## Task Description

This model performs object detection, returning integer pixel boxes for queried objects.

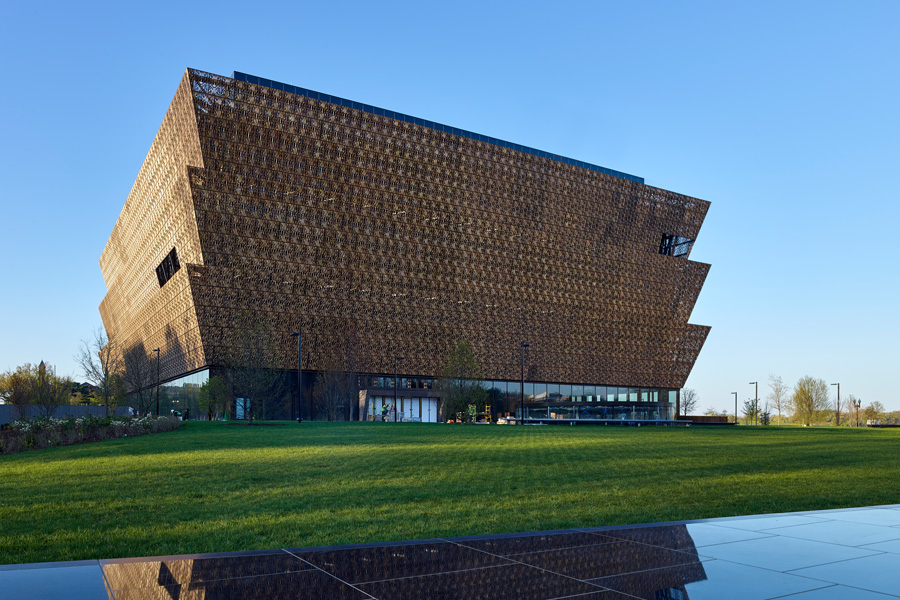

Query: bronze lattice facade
[100,69,710,420]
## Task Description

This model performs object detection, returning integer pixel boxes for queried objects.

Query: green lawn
[2,422,898,564]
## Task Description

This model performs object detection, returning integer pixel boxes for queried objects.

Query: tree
[121,343,156,416]
[767,374,789,426]
[680,388,698,416]
[312,364,353,422]
[741,399,759,425]
[70,381,97,405]
[75,328,123,417]
[311,322,366,421]
[440,339,487,422]
[224,312,285,423]
[198,375,229,420]
[110,372,129,411]
[863,401,886,425]
[31,361,72,418]
[846,394,860,426]
[0,365,35,418]
[791,376,830,426]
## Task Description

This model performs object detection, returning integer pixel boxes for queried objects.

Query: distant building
[100,69,710,422]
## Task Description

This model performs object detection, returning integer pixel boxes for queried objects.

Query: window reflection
[165,369,682,424]
[156,369,209,419]
[546,383,560,400]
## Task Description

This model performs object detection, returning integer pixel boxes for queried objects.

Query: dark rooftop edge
[232,71,644,184]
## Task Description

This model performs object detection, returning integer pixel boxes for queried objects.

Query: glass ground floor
[365,395,441,423]
[363,396,675,424]
[141,368,680,424]
[521,402,675,423]
[359,378,679,424]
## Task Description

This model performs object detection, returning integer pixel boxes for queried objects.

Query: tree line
[1,328,135,420]
[0,362,74,419]
[682,374,892,426]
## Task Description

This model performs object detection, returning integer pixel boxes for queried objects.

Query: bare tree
[767,374,789,426]
[121,343,156,416]
[224,312,285,423]
[75,328,123,417]
[341,324,367,422]
[312,322,367,421]
[680,388,699,416]
[0,364,35,419]
[312,362,349,421]
[31,361,72,418]
[791,376,830,426]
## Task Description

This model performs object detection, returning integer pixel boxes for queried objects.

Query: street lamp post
[856,398,862,427]
[153,348,160,417]
[393,356,404,423]
[290,331,302,422]
[749,381,758,425]
[520,342,530,425]
[732,392,738,425]
[831,383,840,426]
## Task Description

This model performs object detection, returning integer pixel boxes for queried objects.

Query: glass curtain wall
[151,370,678,423]
[157,369,209,419]
[496,381,677,422]
[365,396,439,422]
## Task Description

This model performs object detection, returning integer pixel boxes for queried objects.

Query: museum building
[99,69,710,423]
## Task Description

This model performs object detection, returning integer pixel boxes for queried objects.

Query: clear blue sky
[1,1,897,413]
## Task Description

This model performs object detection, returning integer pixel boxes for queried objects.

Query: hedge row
[0,415,183,454]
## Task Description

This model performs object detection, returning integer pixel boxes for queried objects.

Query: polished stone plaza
[3,505,900,599]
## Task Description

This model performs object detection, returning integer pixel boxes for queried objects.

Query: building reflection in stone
[100,525,712,599]
[101,552,363,600]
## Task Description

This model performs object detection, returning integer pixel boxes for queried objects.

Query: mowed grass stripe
[1,422,898,564]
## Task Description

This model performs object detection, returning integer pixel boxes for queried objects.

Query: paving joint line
[281,548,377,599]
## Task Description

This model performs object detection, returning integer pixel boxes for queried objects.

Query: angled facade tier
[100,68,710,423]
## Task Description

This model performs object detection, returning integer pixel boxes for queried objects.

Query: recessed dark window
[156,247,181,287]
[659,234,694,257]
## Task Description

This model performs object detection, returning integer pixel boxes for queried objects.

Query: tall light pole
[393,356,404,423]
[749,381,758,425]
[520,342,530,425]
[831,382,840,426]
[856,398,862,427]
[290,331,302,422]
[732,392,738,425]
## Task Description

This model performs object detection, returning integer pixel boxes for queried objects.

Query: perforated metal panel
[100,69,710,389]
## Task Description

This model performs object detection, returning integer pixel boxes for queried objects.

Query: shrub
[0,415,183,455]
